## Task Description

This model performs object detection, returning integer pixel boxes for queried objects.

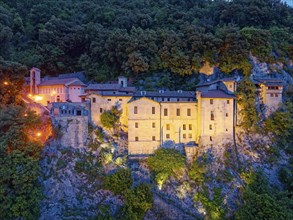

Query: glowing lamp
[3,81,8,85]
[34,96,43,101]
[36,132,41,137]
[28,94,32,97]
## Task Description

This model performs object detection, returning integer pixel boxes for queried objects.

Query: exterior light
[36,132,41,137]
[3,81,8,85]
[28,94,32,97]
[24,113,28,117]
[52,91,56,94]
[34,96,43,101]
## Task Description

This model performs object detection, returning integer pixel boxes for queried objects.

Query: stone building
[127,91,197,155]
[25,67,87,105]
[254,79,283,116]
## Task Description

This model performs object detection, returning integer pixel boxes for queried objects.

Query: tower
[118,76,127,87]
[30,67,41,94]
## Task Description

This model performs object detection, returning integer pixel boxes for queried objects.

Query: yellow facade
[88,93,132,131]
[260,84,283,116]
[127,98,198,155]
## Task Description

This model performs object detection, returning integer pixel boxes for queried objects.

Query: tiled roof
[133,90,195,98]
[200,90,235,99]
[254,79,283,86]
[38,78,85,86]
[196,77,237,87]
[85,83,136,92]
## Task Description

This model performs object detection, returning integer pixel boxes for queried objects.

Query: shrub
[103,168,132,195]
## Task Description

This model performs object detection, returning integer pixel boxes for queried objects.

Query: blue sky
[283,0,293,6]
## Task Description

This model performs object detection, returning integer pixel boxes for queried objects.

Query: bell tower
[30,67,41,94]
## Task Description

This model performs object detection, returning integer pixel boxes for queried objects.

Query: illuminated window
[166,124,170,130]
[134,106,138,114]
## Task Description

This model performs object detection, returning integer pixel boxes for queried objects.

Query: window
[183,124,186,130]
[183,134,186,139]
[166,124,170,130]
[108,99,111,101]
[226,129,228,132]
[210,136,213,141]
[176,108,180,116]
[164,108,168,116]
[270,94,274,97]
[152,122,156,128]
[92,98,96,103]
[152,107,155,114]
[226,113,228,117]
[211,111,214,120]
[166,134,170,139]
[275,94,279,97]
[209,124,212,130]
[229,85,232,88]
[189,124,192,130]
[210,99,213,104]
[134,106,138,114]
[188,134,192,138]
[177,98,180,101]
[227,100,230,104]
[167,98,170,101]
[100,108,103,113]
[135,137,139,141]
[135,122,138,128]
[119,99,122,101]
[187,108,191,116]
[152,136,156,141]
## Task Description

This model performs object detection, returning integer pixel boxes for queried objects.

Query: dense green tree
[103,168,132,195]
[147,148,185,188]
[100,106,122,130]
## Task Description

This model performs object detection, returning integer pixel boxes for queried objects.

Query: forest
[0,0,292,81]
[1,0,293,219]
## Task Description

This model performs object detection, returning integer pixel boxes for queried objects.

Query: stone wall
[52,116,88,148]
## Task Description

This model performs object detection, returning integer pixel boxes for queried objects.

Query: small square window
[166,134,170,139]
[275,94,278,97]
[166,124,170,130]
[227,100,230,104]
[92,98,96,103]
[134,106,138,114]
[210,99,213,104]
[209,124,212,130]
[183,134,186,139]
[270,94,274,97]
[226,129,228,132]
[176,108,180,116]
[183,124,186,130]
[135,137,139,141]
[108,99,111,101]
[167,98,170,101]
[119,99,122,101]
[164,108,168,116]
[188,133,192,138]
[189,124,192,130]
[135,122,138,128]
[152,136,156,141]
[152,122,156,128]
[187,108,191,116]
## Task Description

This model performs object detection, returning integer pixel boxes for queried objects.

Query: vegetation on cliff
[0,0,292,80]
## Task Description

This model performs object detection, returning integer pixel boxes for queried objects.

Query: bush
[103,168,132,195]
[100,106,121,129]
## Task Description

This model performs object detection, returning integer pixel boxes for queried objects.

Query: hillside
[0,1,293,219]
